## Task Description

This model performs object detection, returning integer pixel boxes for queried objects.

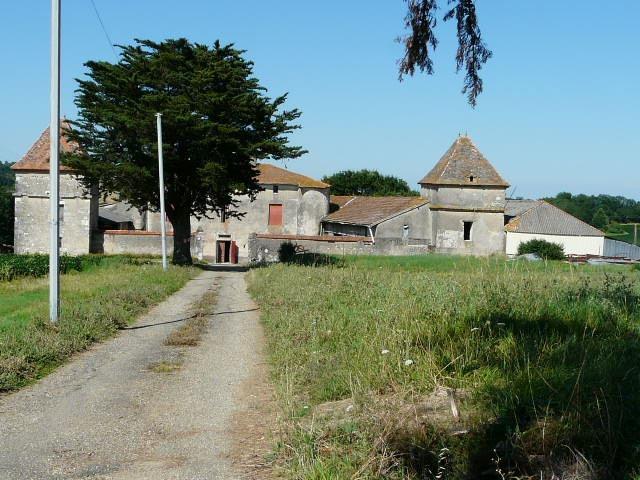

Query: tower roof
[12,120,78,172]
[419,135,509,188]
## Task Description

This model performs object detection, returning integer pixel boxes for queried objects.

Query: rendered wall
[13,173,95,255]
[374,205,431,243]
[421,185,506,210]
[432,210,505,256]
[248,234,432,263]
[505,232,605,256]
[192,185,330,258]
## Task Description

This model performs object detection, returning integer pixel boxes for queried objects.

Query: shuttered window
[268,204,283,226]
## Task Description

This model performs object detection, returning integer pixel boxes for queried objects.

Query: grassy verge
[248,255,640,479]
[0,256,195,391]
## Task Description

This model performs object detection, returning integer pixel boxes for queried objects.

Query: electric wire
[88,0,118,59]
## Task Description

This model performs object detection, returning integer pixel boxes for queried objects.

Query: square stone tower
[419,136,509,255]
[12,122,98,255]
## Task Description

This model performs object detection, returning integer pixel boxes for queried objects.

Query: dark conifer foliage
[399,0,492,106]
[0,162,15,250]
[322,169,419,197]
[66,39,305,265]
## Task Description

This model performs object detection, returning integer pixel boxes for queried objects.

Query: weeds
[164,289,217,346]
[248,255,640,479]
[0,257,194,391]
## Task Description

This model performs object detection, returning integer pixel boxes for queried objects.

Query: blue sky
[1,1,638,199]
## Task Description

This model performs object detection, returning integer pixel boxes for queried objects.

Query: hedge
[0,254,104,282]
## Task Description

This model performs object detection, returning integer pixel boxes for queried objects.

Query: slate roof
[323,196,428,227]
[505,201,604,236]
[98,207,134,224]
[419,136,509,188]
[504,199,540,218]
[12,121,78,172]
[257,163,329,189]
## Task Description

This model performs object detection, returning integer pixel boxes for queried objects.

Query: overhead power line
[88,0,118,59]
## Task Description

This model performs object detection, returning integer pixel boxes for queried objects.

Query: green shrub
[0,254,109,281]
[278,241,298,263]
[517,239,565,260]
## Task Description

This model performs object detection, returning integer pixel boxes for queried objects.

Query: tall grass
[0,257,195,391]
[249,255,640,479]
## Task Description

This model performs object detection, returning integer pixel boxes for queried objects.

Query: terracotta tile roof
[12,121,78,172]
[330,195,356,207]
[323,196,428,227]
[419,136,509,187]
[505,201,604,236]
[257,163,329,189]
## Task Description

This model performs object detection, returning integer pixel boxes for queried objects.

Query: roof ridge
[539,200,605,235]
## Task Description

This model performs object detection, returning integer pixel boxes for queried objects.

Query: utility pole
[49,0,61,322]
[634,223,638,246]
[156,113,168,271]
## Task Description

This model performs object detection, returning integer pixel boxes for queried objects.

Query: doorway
[216,240,231,263]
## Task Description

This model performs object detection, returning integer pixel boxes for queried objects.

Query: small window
[268,204,283,226]
[402,224,409,239]
[273,185,279,194]
[463,221,473,241]
[469,175,475,182]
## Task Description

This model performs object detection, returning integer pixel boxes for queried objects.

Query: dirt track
[0,268,272,480]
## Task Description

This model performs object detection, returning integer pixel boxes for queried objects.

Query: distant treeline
[544,192,640,227]
[0,162,14,249]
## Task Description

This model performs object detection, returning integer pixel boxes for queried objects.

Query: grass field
[249,255,640,479]
[606,223,640,246]
[0,256,195,391]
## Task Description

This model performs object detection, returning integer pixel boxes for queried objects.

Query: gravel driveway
[0,268,268,480]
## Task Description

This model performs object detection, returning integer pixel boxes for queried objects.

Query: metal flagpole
[49,0,61,322]
[156,113,168,271]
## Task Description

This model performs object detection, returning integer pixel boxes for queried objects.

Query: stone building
[418,135,509,255]
[11,122,98,255]
[322,196,430,245]
[11,124,330,260]
[317,135,509,256]
[192,164,330,261]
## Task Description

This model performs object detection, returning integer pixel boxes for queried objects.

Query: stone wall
[431,210,505,256]
[192,185,330,258]
[94,230,198,256]
[13,173,97,255]
[248,234,432,263]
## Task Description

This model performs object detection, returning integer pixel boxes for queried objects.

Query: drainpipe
[368,226,375,244]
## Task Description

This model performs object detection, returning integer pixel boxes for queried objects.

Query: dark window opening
[469,175,475,182]
[273,185,279,194]
[463,221,473,241]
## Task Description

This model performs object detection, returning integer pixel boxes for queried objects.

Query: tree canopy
[543,192,640,228]
[0,162,15,250]
[66,38,305,264]
[322,169,418,197]
[399,0,491,106]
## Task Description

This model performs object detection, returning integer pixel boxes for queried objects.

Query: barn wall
[505,232,605,256]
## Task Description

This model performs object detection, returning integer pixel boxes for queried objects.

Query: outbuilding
[505,200,606,256]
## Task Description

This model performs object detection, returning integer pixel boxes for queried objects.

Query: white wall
[506,232,605,256]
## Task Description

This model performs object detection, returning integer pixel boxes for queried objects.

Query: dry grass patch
[149,360,183,373]
[164,289,217,347]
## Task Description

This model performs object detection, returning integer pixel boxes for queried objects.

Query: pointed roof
[419,135,509,188]
[505,201,604,237]
[257,163,329,189]
[12,120,78,172]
